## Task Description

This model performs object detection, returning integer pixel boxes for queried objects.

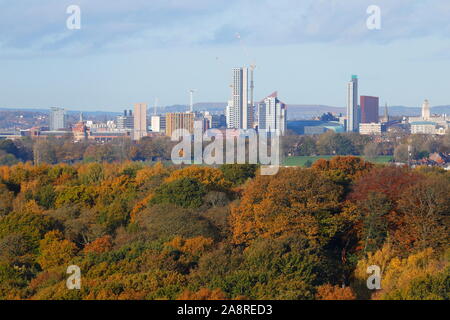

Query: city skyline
[0,2,449,305]
[1,1,450,111]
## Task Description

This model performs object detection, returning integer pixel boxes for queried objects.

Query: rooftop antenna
[189,89,197,113]
[154,98,159,116]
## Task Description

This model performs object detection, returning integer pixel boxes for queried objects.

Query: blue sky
[0,0,449,111]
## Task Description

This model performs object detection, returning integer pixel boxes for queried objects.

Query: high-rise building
[257,91,287,135]
[165,112,194,137]
[226,67,253,129]
[360,96,379,124]
[346,75,359,132]
[116,110,134,130]
[49,107,67,131]
[133,103,148,141]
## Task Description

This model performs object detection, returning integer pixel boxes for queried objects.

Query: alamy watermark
[66,5,81,30]
[66,265,81,290]
[367,5,381,30]
[366,265,382,290]
[171,121,281,176]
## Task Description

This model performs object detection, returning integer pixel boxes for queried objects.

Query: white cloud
[0,0,449,57]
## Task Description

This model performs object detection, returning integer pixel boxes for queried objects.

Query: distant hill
[386,105,450,117]
[285,105,344,120]
[2,104,450,121]
[285,105,450,119]
[161,103,226,113]
[0,107,121,116]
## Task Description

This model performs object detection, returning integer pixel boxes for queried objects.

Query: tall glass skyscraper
[226,67,253,129]
[346,75,359,132]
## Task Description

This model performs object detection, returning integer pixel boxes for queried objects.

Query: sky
[0,0,449,112]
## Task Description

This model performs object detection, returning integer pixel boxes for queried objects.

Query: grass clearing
[283,155,394,167]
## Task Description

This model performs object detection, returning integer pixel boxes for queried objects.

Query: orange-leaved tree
[230,168,344,247]
[316,284,356,300]
[165,166,231,191]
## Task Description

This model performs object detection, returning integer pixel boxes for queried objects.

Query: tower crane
[189,89,197,113]
[236,33,257,126]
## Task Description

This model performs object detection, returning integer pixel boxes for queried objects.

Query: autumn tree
[375,248,448,300]
[83,235,113,254]
[166,166,231,192]
[0,211,57,259]
[312,156,374,183]
[55,185,97,208]
[0,262,28,299]
[364,143,380,159]
[348,166,423,253]
[83,144,118,163]
[219,164,258,186]
[0,183,13,216]
[77,162,104,185]
[0,233,35,266]
[231,168,344,247]
[135,204,220,241]
[37,230,77,270]
[396,176,450,251]
[352,243,397,299]
[290,135,317,156]
[165,236,214,257]
[394,144,409,163]
[136,136,173,161]
[316,132,356,155]
[178,288,227,300]
[33,139,57,165]
[358,192,392,253]
[150,178,207,209]
[316,284,356,300]
[348,166,421,204]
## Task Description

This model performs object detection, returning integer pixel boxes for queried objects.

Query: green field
[283,155,394,167]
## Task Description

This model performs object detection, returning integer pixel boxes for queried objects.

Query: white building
[359,123,385,135]
[151,115,166,133]
[346,75,359,132]
[411,122,438,134]
[408,100,449,135]
[86,121,116,130]
[226,67,253,129]
[257,91,287,135]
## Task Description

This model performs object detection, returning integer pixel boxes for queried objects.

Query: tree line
[1,131,449,166]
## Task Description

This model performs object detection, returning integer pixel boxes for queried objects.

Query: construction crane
[153,97,159,115]
[189,89,197,113]
[250,63,256,117]
[236,33,257,125]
